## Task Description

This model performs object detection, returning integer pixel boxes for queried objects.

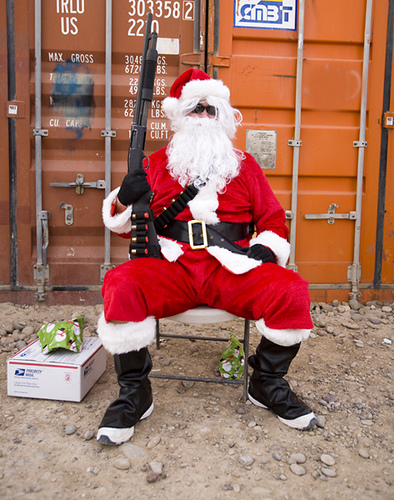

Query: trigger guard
[143,156,150,170]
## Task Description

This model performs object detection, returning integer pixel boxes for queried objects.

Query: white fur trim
[250,231,290,268]
[256,317,311,346]
[102,187,132,234]
[207,246,261,275]
[97,312,155,354]
[162,79,230,117]
[162,97,179,117]
[188,185,219,224]
[158,236,184,262]
[182,79,230,102]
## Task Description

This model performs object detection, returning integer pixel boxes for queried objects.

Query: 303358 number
[127,0,194,36]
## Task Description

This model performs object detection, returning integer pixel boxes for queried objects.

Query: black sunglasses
[191,103,218,116]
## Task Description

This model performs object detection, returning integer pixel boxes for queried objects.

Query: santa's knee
[97,312,156,354]
[262,271,312,333]
[101,264,150,323]
[255,317,311,347]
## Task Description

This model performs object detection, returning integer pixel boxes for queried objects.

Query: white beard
[166,116,241,193]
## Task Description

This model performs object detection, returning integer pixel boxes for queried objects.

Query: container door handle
[305,204,357,224]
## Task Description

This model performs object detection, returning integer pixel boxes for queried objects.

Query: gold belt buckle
[188,220,208,249]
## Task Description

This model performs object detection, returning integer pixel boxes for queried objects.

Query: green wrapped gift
[37,317,84,354]
[219,333,245,380]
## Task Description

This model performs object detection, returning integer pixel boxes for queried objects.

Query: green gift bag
[37,317,84,354]
[219,333,245,380]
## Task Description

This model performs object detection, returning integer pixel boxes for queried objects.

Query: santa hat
[162,68,230,116]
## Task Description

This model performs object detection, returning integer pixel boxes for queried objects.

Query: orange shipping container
[0,0,393,305]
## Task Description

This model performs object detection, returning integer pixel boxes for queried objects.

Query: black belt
[158,220,249,255]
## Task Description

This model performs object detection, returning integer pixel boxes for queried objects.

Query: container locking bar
[304,204,357,225]
[50,174,106,194]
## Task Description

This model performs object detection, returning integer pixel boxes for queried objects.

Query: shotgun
[128,13,161,259]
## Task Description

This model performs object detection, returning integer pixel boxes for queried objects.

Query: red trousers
[102,249,313,332]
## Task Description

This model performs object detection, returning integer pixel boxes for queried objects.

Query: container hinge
[180,52,205,67]
[285,210,293,219]
[353,141,367,148]
[100,263,115,282]
[287,263,298,272]
[347,263,361,284]
[211,55,231,68]
[304,204,358,224]
[101,130,117,138]
[50,174,106,194]
[288,139,302,147]
[33,128,49,137]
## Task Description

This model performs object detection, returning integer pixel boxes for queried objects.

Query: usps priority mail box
[7,337,106,402]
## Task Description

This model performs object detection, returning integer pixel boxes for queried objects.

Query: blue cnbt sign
[234,0,297,31]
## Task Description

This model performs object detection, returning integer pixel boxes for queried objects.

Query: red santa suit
[98,146,313,355]
[95,69,317,443]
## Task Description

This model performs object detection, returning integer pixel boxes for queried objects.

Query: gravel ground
[0,299,393,499]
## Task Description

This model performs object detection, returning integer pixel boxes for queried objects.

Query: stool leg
[242,319,250,403]
[155,320,160,350]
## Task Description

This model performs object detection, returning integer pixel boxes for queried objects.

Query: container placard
[246,130,277,170]
[234,0,297,31]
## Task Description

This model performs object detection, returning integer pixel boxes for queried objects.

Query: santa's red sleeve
[243,153,291,267]
[102,187,132,239]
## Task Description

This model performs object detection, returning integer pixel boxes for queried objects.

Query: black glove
[117,170,151,206]
[247,244,276,263]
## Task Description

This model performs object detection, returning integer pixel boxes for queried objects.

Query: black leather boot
[97,348,154,445]
[248,336,316,430]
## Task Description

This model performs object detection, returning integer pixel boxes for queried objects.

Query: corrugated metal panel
[212,0,393,301]
[30,0,202,297]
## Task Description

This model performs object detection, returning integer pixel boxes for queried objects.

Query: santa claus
[96,69,316,445]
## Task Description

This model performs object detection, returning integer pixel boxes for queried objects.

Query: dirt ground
[0,299,393,500]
